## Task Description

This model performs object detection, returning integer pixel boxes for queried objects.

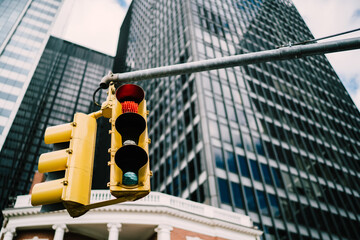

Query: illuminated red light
[121,101,138,113]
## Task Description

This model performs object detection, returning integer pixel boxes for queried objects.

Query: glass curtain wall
[115,0,360,239]
[0,0,64,150]
[0,37,113,219]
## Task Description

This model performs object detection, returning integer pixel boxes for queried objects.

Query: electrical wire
[92,86,102,107]
[278,27,360,48]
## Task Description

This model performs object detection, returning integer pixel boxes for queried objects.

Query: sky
[292,0,360,109]
[53,0,360,109]
[52,0,131,56]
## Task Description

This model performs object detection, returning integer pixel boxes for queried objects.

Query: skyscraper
[114,0,360,239]
[0,36,113,218]
[0,0,64,150]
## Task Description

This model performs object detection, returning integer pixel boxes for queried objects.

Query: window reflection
[260,163,272,185]
[205,96,215,112]
[209,120,219,138]
[243,134,253,152]
[250,160,261,181]
[247,113,257,129]
[254,137,265,156]
[179,141,185,159]
[256,190,269,216]
[212,81,221,95]
[231,182,244,208]
[220,124,231,142]
[237,155,250,177]
[244,186,257,212]
[225,150,237,173]
[236,108,247,126]
[222,84,231,98]
[232,89,242,103]
[215,100,226,117]
[232,130,242,147]
[214,147,225,169]
[226,105,236,122]
[242,94,251,107]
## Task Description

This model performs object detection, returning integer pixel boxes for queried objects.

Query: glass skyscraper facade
[0,36,113,218]
[0,0,64,150]
[115,0,360,239]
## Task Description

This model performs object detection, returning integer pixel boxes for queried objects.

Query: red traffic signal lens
[116,84,144,104]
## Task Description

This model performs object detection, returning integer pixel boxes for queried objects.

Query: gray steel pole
[100,37,360,88]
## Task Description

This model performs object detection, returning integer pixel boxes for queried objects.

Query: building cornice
[3,191,262,238]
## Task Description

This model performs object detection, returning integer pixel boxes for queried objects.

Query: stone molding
[3,191,262,238]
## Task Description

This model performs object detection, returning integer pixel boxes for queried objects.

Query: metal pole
[100,37,360,88]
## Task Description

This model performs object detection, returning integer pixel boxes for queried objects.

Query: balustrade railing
[13,191,252,227]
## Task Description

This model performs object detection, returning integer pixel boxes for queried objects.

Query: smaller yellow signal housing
[31,113,97,212]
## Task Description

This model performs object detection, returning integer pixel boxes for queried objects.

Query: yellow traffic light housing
[29,83,151,217]
[109,84,151,200]
[31,113,97,217]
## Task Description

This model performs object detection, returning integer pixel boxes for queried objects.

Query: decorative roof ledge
[3,191,262,239]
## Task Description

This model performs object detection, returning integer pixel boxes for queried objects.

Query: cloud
[339,75,359,95]
[292,0,360,110]
[56,0,130,56]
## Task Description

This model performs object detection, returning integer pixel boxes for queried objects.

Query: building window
[218,178,231,205]
[226,105,237,122]
[247,114,257,129]
[269,193,281,218]
[250,160,261,181]
[209,120,220,138]
[260,163,272,185]
[172,150,178,169]
[220,124,231,142]
[186,132,193,152]
[231,182,244,209]
[214,147,225,169]
[179,141,185,159]
[232,130,243,147]
[215,99,226,117]
[256,190,269,216]
[173,176,180,196]
[236,108,247,126]
[243,134,254,152]
[181,168,187,191]
[254,137,265,156]
[225,150,237,173]
[205,96,215,112]
[188,159,196,183]
[238,155,250,177]
[244,186,257,212]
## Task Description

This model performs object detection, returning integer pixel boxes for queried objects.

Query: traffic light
[31,113,97,217]
[109,84,151,200]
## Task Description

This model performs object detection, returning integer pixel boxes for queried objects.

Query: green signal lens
[123,172,138,185]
